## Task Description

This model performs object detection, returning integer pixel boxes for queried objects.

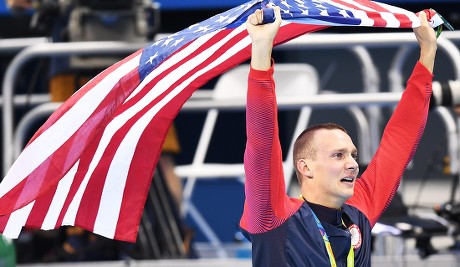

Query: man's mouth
[340,177,355,183]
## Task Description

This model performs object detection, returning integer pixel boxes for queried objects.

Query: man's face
[306,129,359,208]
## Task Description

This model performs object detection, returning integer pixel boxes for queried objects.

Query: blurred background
[0,0,460,266]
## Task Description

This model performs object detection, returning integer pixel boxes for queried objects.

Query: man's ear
[297,158,313,178]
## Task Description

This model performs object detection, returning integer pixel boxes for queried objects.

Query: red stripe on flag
[114,115,168,241]
[0,213,11,232]
[0,174,27,213]
[25,183,57,228]
[354,0,389,12]
[393,13,413,28]
[54,144,97,229]
[334,0,387,27]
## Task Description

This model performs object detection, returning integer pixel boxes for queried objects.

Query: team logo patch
[348,224,362,250]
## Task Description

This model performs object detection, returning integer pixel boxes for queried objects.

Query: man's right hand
[246,6,282,44]
[246,6,282,71]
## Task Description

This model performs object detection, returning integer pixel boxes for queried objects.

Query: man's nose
[346,157,359,172]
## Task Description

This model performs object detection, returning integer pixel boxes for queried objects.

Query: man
[240,6,437,266]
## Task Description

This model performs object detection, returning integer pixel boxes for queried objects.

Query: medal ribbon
[303,196,354,267]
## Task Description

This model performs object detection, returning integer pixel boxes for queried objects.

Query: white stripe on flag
[3,201,34,238]
[380,12,401,28]
[41,162,79,230]
[62,162,95,226]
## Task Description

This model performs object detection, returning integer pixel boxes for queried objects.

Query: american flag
[0,0,445,242]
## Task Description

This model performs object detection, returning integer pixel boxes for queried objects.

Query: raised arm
[246,7,280,71]
[240,7,302,234]
[347,11,437,226]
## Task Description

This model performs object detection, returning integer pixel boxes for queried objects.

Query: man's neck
[304,200,344,228]
[301,191,344,210]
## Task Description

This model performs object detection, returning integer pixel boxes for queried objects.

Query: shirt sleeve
[346,61,433,227]
[240,63,302,234]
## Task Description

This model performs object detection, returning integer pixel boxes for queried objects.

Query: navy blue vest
[243,202,372,267]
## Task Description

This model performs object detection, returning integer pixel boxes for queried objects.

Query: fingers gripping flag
[0,0,448,242]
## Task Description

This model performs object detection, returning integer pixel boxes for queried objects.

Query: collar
[306,201,344,228]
